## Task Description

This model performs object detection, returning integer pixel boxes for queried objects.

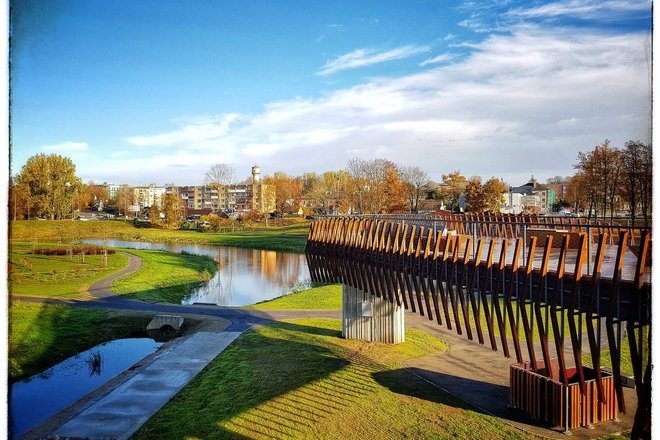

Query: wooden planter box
[510,359,618,431]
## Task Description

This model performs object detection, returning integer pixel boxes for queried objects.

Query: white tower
[251,165,261,183]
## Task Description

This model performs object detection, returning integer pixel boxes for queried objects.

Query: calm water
[85,240,310,306]
[10,338,162,439]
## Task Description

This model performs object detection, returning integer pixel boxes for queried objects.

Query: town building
[133,184,166,210]
[163,165,275,214]
[502,176,556,214]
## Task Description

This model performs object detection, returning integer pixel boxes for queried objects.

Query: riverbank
[9,218,310,253]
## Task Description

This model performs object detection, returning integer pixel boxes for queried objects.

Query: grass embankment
[251,284,342,310]
[9,242,130,299]
[9,218,310,253]
[8,301,152,382]
[111,250,216,303]
[8,243,218,382]
[9,242,217,303]
[134,318,531,440]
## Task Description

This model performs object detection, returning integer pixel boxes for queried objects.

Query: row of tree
[10,139,652,225]
[569,140,652,224]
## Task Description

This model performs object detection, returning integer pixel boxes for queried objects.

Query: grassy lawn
[250,284,342,310]
[9,242,130,299]
[8,301,152,383]
[8,243,217,304]
[9,219,310,253]
[111,249,217,303]
[133,318,531,440]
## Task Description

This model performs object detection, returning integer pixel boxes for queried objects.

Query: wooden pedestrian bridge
[305,214,651,438]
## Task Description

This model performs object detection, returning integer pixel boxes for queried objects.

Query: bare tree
[205,163,235,210]
[400,165,430,213]
[205,163,235,188]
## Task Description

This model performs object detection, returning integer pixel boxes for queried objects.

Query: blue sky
[9,0,653,186]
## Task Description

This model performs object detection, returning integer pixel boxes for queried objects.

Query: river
[84,240,310,306]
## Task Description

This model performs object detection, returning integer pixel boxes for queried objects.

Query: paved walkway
[404,313,636,440]
[49,331,243,439]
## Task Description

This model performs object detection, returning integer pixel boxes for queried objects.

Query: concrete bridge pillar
[341,284,405,343]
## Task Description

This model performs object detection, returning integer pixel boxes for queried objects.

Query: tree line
[568,139,652,225]
[10,139,652,226]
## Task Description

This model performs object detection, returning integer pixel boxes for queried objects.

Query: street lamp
[65,182,76,221]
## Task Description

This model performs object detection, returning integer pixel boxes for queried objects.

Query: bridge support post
[341,284,405,343]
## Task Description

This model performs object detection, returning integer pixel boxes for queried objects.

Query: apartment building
[133,184,166,209]
[163,166,275,214]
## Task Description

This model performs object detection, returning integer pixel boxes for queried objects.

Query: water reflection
[86,351,102,376]
[85,240,310,306]
[10,338,161,439]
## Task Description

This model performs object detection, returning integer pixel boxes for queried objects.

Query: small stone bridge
[305,214,651,438]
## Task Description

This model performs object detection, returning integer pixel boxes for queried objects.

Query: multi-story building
[133,184,166,209]
[102,182,120,200]
[163,165,275,214]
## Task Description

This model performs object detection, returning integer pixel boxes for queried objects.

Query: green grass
[584,330,648,378]
[133,318,532,440]
[8,243,218,304]
[8,301,152,383]
[8,242,130,299]
[111,249,217,303]
[9,219,310,253]
[251,284,342,310]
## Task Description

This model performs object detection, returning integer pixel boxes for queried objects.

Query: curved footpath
[13,255,634,440]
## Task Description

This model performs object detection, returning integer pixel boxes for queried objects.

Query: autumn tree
[81,182,110,210]
[15,153,83,220]
[9,176,30,220]
[464,177,486,212]
[565,173,589,214]
[383,163,407,213]
[162,189,185,229]
[112,185,135,218]
[346,158,401,214]
[400,165,430,213]
[574,140,622,219]
[148,204,162,226]
[437,171,467,212]
[264,171,303,215]
[321,170,351,214]
[482,177,508,212]
[620,140,652,225]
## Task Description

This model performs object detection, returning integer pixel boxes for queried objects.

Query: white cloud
[506,0,651,20]
[41,141,88,152]
[317,45,430,75]
[123,113,239,147]
[420,53,455,66]
[103,26,650,186]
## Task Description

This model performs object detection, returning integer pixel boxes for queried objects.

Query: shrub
[31,245,116,256]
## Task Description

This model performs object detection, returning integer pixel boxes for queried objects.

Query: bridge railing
[305,216,651,435]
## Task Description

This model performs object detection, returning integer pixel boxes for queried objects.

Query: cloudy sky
[9,0,652,186]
